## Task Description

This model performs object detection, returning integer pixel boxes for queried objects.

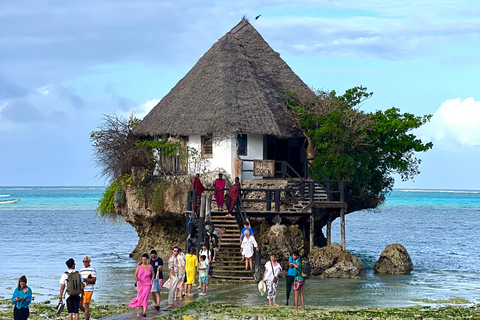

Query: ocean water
[1,187,479,308]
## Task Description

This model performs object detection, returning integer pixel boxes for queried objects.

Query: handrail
[304,160,329,180]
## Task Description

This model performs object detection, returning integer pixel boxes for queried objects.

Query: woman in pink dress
[129,253,154,317]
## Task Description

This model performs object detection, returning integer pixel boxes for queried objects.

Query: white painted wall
[187,135,236,177]
[240,133,264,180]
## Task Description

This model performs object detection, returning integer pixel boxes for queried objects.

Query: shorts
[151,279,163,292]
[66,295,80,314]
[200,277,207,283]
[82,291,93,304]
[294,279,305,291]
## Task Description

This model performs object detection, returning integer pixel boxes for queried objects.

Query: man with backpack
[59,258,84,320]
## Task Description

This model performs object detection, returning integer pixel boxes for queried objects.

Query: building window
[237,134,247,156]
[201,135,213,158]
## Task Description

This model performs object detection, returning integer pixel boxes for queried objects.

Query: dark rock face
[373,243,413,274]
[257,224,306,262]
[309,243,365,279]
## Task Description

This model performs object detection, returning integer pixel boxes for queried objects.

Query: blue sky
[0,0,479,189]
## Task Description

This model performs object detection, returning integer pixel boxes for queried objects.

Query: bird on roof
[255,14,261,20]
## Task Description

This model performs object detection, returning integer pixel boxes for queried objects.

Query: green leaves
[284,87,433,212]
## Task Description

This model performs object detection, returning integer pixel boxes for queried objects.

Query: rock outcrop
[257,224,306,261]
[373,243,413,274]
[309,243,365,279]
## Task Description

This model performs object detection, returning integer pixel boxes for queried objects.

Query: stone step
[210,269,255,274]
[210,274,254,281]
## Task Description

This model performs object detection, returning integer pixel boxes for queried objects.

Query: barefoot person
[240,230,258,271]
[184,247,198,295]
[129,254,154,317]
[79,256,97,320]
[11,275,32,320]
[290,251,305,313]
[263,253,282,307]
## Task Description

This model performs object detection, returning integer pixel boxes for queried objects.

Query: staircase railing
[304,160,329,180]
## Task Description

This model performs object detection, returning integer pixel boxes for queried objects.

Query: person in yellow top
[184,247,198,295]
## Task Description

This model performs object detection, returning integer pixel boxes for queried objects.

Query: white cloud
[419,97,480,147]
[135,98,160,119]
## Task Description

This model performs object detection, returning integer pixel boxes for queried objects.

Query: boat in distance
[0,195,20,204]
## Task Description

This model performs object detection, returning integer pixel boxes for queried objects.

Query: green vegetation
[284,87,433,213]
[150,181,169,212]
[91,113,207,216]
[411,298,471,304]
[0,299,130,320]
[154,302,480,320]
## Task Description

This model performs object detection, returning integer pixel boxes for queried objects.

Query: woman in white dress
[240,230,258,271]
[263,253,282,306]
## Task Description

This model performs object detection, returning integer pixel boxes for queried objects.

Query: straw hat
[257,280,266,295]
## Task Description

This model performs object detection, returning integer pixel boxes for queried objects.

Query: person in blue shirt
[11,275,32,320]
[291,253,305,313]
[285,250,299,305]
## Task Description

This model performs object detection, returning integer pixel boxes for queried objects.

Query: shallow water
[1,187,479,308]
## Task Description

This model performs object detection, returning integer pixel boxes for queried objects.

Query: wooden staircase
[209,212,257,283]
[286,180,328,213]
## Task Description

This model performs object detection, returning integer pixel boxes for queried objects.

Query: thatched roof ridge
[134,19,315,138]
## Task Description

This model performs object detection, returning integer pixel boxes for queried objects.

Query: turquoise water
[1,187,479,308]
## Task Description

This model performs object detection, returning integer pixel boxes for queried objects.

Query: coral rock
[373,243,413,274]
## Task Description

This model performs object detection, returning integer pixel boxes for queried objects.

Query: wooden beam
[340,208,346,250]
[326,216,331,245]
[310,214,314,251]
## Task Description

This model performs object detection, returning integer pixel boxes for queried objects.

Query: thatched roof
[134,19,315,139]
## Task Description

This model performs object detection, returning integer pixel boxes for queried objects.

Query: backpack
[301,257,311,279]
[65,271,82,296]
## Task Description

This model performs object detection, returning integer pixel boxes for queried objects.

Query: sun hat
[56,301,64,315]
[257,280,266,295]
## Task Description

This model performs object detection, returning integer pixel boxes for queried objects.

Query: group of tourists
[192,173,241,216]
[57,256,97,320]
[128,244,211,315]
[11,256,97,320]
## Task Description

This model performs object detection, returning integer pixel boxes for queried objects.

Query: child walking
[198,255,208,296]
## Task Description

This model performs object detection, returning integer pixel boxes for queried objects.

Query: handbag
[270,261,279,284]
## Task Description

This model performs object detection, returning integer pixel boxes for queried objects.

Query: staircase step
[210,269,255,274]
[210,275,255,281]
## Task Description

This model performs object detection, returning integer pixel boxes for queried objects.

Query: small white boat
[0,195,20,204]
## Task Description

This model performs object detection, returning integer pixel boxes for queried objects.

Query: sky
[0,0,479,189]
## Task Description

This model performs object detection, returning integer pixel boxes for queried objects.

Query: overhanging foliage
[284,86,433,212]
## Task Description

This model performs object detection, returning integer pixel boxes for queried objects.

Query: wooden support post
[340,208,346,250]
[326,216,332,246]
[266,191,272,211]
[206,197,212,221]
[274,191,280,212]
[310,214,314,251]
[198,196,206,245]
[274,215,281,225]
